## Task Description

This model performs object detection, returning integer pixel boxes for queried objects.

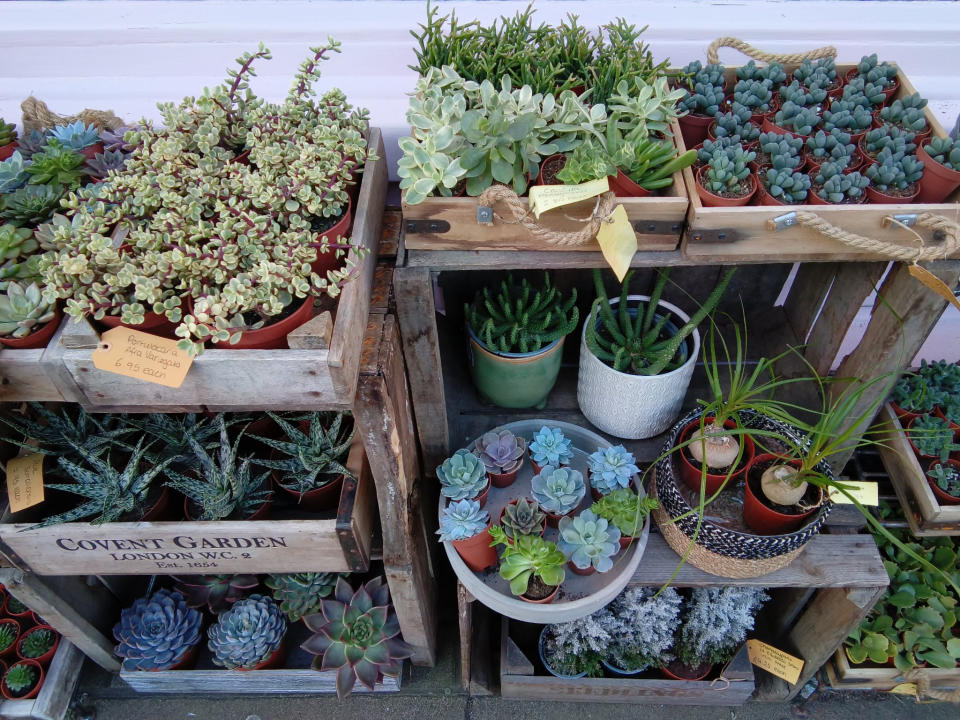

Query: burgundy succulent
[171,574,258,614]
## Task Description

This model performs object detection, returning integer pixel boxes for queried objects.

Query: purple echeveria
[473,429,526,474]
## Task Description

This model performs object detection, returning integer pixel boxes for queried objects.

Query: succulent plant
[732,79,774,113]
[865,148,925,193]
[473,429,526,475]
[606,76,686,139]
[841,77,886,107]
[0,623,16,653]
[757,131,804,166]
[166,416,272,520]
[49,121,101,151]
[301,576,413,698]
[24,144,86,189]
[531,465,586,515]
[172,574,259,614]
[909,415,960,463]
[99,125,139,153]
[208,594,286,670]
[123,412,221,467]
[501,498,546,538]
[857,54,899,87]
[768,147,805,173]
[0,184,63,226]
[113,589,203,670]
[793,58,837,88]
[4,663,37,696]
[762,167,812,203]
[924,137,960,171]
[0,403,131,460]
[604,126,696,190]
[15,130,49,160]
[466,272,578,354]
[437,449,488,501]
[83,149,128,180]
[0,281,56,338]
[437,498,489,541]
[927,463,960,498]
[713,104,760,145]
[679,81,725,117]
[557,509,621,572]
[592,488,659,538]
[736,60,786,87]
[529,426,574,467]
[862,126,917,162]
[778,80,827,109]
[822,99,873,134]
[397,132,466,204]
[5,596,28,615]
[679,61,725,90]
[0,119,16,147]
[880,94,929,134]
[488,525,567,596]
[19,628,55,659]
[0,152,30,194]
[0,224,37,262]
[250,411,354,497]
[554,142,616,185]
[587,445,639,496]
[265,572,343,622]
[703,145,756,196]
[696,137,739,166]
[772,101,821,136]
[805,129,855,162]
[813,162,869,203]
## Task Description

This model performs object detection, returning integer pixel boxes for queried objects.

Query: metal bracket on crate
[769,211,799,232]
[405,218,451,235]
[476,206,494,225]
[631,219,684,236]
[686,227,743,243]
[882,213,948,242]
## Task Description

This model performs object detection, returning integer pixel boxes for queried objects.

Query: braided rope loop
[706,37,837,66]
[904,669,960,703]
[21,96,125,135]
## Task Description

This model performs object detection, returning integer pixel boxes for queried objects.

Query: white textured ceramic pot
[577,295,699,440]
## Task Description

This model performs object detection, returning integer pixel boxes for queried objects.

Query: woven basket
[650,408,833,578]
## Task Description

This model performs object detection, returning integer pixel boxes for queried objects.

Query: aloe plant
[0,403,132,460]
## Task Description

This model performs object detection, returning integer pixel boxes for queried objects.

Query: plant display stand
[0,640,84,720]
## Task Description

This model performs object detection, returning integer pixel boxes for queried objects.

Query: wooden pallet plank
[783,263,838,343]
[119,667,401,694]
[828,647,960,690]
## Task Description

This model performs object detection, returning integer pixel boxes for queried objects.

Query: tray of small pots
[0,585,61,702]
[673,51,960,258]
[437,420,657,623]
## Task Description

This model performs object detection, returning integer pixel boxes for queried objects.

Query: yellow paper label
[889,682,918,697]
[528,177,609,219]
[596,205,637,282]
[746,639,804,685]
[908,264,960,312]
[6,454,45,513]
[827,480,879,506]
[91,327,193,388]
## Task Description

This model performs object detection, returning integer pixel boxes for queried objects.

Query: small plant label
[746,639,803,684]
[908,264,960,312]
[827,481,879,506]
[92,327,194,388]
[596,204,637,281]
[5,454,45,513]
[528,177,609,219]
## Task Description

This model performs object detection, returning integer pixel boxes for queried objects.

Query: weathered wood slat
[0,641,84,720]
[0,344,65,403]
[119,667,401,694]
[827,647,960,690]
[783,263,838,343]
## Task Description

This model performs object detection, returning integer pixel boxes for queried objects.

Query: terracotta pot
[497,499,546,538]
[240,641,286,671]
[618,535,635,550]
[844,69,899,103]
[80,142,105,161]
[567,561,595,576]
[487,459,523,489]
[451,522,497,572]
[97,310,179,339]
[0,142,17,161]
[806,154,861,178]
[926,459,960,506]
[1,659,43,700]
[276,472,344,513]
[310,196,353,278]
[608,168,653,198]
[137,486,171,522]
[754,182,792,206]
[917,142,960,203]
[695,166,756,207]
[679,113,714,148]
[536,154,568,186]
[661,660,712,681]
[0,619,21,661]
[0,307,62,349]
[934,406,960,432]
[213,295,315,350]
[743,453,822,535]
[3,597,33,624]
[891,400,932,424]
[678,417,755,495]
[808,186,867,206]
[529,454,569,478]
[906,416,958,463]
[520,584,559,604]
[542,507,574,529]
[866,183,919,204]
[16,625,58,667]
[761,117,800,139]
[28,612,44,628]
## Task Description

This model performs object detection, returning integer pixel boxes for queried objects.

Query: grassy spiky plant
[0,403,133,459]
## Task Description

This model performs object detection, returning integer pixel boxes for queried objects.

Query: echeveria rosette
[437,449,487,501]
[531,465,586,515]
[557,510,621,572]
[473,429,526,474]
[592,488,659,538]
[265,572,343,623]
[301,577,414,699]
[586,445,639,496]
[172,574,259,614]
[113,589,203,671]
[207,594,286,670]
[529,426,574,467]
[437,499,489,541]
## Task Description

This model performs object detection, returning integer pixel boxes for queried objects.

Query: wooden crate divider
[826,646,960,691]
[119,666,401,695]
[0,641,84,720]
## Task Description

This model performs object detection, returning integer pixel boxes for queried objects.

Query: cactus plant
[265,572,342,622]
[501,498,546,538]
[772,101,821,136]
[909,415,960,463]
[3,663,37,696]
[437,449,488,501]
[923,137,960,171]
[488,525,567,597]
[531,465,586,515]
[591,488,659,538]
[0,282,56,339]
[0,184,63,226]
[18,628,55,659]
[529,426,574,467]
[761,167,812,204]
[732,79,774,114]
[437,498,489,541]
[702,145,756,196]
[172,574,259,614]
[712,104,760,145]
[927,463,960,499]
[473,429,526,475]
[0,119,16,147]
[557,510,621,572]
[587,445,639,496]
[24,144,86,189]
[822,99,873,134]
[813,162,869,203]
[865,148,925,194]
[0,152,30,194]
[113,589,202,671]
[208,594,287,670]
[48,122,101,151]
[880,94,929,135]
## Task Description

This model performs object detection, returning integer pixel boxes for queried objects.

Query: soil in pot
[662,660,712,681]
[537,154,567,186]
[917,141,960,203]
[521,576,559,603]
[695,166,756,207]
[744,455,822,534]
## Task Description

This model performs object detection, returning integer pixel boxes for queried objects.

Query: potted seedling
[498,498,547,539]
[3,596,32,622]
[753,132,804,173]
[24,144,86,190]
[604,587,683,676]
[592,488,658,548]
[0,185,63,227]
[732,79,775,122]
[438,499,497,572]
[695,145,757,207]
[865,148,925,203]
[677,61,726,146]
[172,574,259,614]
[776,80,827,112]
[48,122,103,160]
[579,266,734,439]
[809,161,870,205]
[694,137,738,169]
[208,595,287,670]
[0,119,17,161]
[736,60,787,91]
[917,136,960,203]
[531,465,586,527]
[15,626,58,666]
[793,58,840,95]
[756,168,811,206]
[603,130,696,198]
[528,426,574,475]
[708,104,761,148]
[113,589,203,671]
[926,461,960,506]
[906,414,960,464]
[464,273,578,409]
[0,281,60,349]
[438,449,490,507]
[840,77,887,109]
[1,660,42,700]
[0,152,30,195]
[879,94,930,144]
[488,526,566,604]
[557,509,620,575]
[586,445,639,499]
[805,129,858,175]
[539,620,603,679]
[891,360,959,422]
[472,429,526,488]
[265,572,341,623]
[0,619,19,661]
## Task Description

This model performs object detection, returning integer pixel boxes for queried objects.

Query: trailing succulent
[208,594,287,670]
[592,488,658,538]
[472,429,526,475]
[587,445,639,496]
[113,589,202,670]
[909,415,960,463]
[437,449,488,501]
[501,498,546,538]
[466,272,578,355]
[761,168,811,204]
[529,426,574,466]
[557,509,621,572]
[531,465,586,515]
[301,576,413,698]
[865,148,925,193]
[924,137,960,170]
[438,499,489,541]
[488,525,567,596]
[173,574,259,614]
[265,572,343,622]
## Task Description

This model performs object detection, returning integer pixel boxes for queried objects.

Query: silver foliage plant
[675,587,770,668]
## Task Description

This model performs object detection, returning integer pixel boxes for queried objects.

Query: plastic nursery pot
[917,141,960,203]
[3,596,33,624]
[536,154,567,186]
[0,306,62,349]
[497,500,546,537]
[743,453,823,535]
[678,112,714,148]
[97,310,180,340]
[0,619,20,661]
[538,627,586,679]
[520,581,559,605]
[567,560,595,577]
[808,186,867,206]
[865,183,919,204]
[608,168,653,198]
[905,415,958,463]
[215,295,315,350]
[240,640,286,672]
[80,142,105,161]
[310,196,353,278]
[1,659,43,700]
[466,325,565,410]
[487,456,524,489]
[16,625,59,667]
[134,486,171,522]
[0,141,17,161]
[678,417,756,495]
[695,165,757,207]
[890,400,933,424]
[661,660,712,681]
[926,459,960,506]
[270,447,345,513]
[602,658,643,677]
[753,182,792,207]
[451,522,497,573]
[542,507,574,529]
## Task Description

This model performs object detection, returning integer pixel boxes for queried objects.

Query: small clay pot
[866,183,919,204]
[3,596,33,624]
[934,406,960,432]
[542,507,574,529]
[97,310,179,340]
[743,453,822,535]
[537,154,568,186]
[566,560,598,576]
[0,142,18,161]
[520,583,559,605]
[310,196,353,278]
[679,113,715,148]
[0,619,21,661]
[473,479,492,510]
[926,459,960,506]
[16,625,58,667]
[529,453,569,478]
[451,522,497,572]
[753,182,793,206]
[695,166,756,207]
[1,659,43,700]
[608,168,653,198]
[661,660,712,681]
[678,416,756,495]
[917,141,960,204]
[0,307,62,349]
[212,296,315,350]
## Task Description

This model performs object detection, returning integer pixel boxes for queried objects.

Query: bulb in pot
[761,463,807,506]
[688,420,740,470]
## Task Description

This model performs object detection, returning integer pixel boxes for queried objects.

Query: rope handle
[706,37,837,66]
[20,96,126,135]
[905,669,960,703]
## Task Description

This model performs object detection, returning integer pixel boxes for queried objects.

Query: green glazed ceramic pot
[466,326,564,409]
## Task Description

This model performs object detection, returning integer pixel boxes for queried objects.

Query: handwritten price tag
[596,204,637,282]
[6,454,45,512]
[91,327,193,388]
[827,481,879,506]
[528,178,609,219]
[746,639,804,685]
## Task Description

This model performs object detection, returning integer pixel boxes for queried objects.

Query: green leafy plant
[557,509,621,572]
[501,498,546,538]
[592,488,658,538]
[924,137,960,170]
[172,574,259,614]
[606,76,686,139]
[48,121,100,151]
[845,614,897,665]
[909,415,960,462]
[702,146,756,196]
[761,168,811,203]
[3,663,37,696]
[397,132,467,204]
[208,594,286,670]
[25,144,86,189]
[19,628,55,659]
[927,463,960,498]
[0,119,16,147]
[880,94,929,134]
[437,449,487,501]
[554,142,615,185]
[772,101,821,136]
[0,224,38,265]
[0,184,63,226]
[607,127,695,190]
[0,281,56,338]
[488,525,566,596]
[0,152,30,194]
[265,572,342,622]
[865,148,925,193]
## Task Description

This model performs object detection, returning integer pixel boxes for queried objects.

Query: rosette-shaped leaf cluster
[437,498,488,542]
[437,449,487,501]
[587,445,639,496]
[529,426,574,466]
[266,572,343,622]
[532,465,586,515]
[113,589,202,671]
[49,121,101,151]
[501,498,546,538]
[558,510,621,572]
[208,594,287,670]
[172,574,259,614]
[473,429,525,474]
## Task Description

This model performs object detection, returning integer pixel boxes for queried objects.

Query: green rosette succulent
[437,449,487,501]
[557,509,621,572]
[0,281,55,339]
[3,663,37,696]
[488,525,566,596]
[208,594,286,670]
[18,628,56,659]
[265,572,342,622]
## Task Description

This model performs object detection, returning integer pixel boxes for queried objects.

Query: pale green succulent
[0,224,37,263]
[0,281,55,338]
[397,132,466,204]
[0,151,30,194]
[606,75,685,138]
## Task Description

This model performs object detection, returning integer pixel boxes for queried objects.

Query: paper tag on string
[91,327,193,388]
[908,264,960,311]
[6,454,45,512]
[596,205,637,282]
[746,639,804,684]
[889,682,918,697]
[528,178,609,219]
[827,480,879,506]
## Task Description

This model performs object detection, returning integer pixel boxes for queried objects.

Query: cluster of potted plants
[114,573,412,697]
[0,585,60,700]
[0,405,355,525]
[891,360,960,505]
[437,425,657,604]
[538,585,768,679]
[401,4,694,203]
[0,117,131,349]
[680,55,955,207]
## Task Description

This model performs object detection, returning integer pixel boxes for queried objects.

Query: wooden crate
[499,618,755,705]
[0,641,84,720]
[875,403,960,536]
[402,121,688,253]
[0,346,64,403]
[20,127,386,412]
[826,646,960,691]
[681,65,960,260]
[0,437,377,575]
